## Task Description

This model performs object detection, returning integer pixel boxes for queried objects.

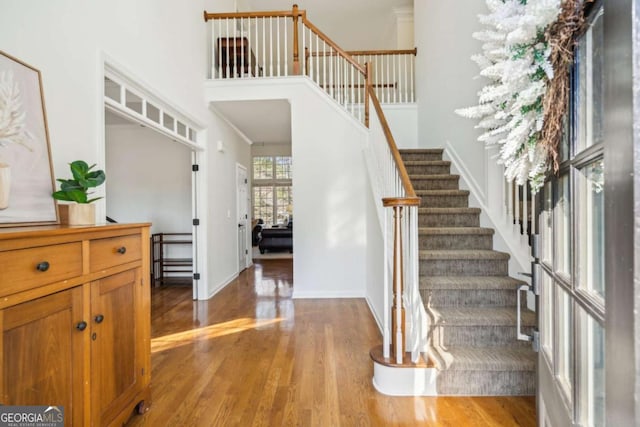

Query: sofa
[258,223,293,253]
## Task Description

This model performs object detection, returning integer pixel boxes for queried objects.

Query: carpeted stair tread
[416,189,470,196]
[430,307,536,326]
[400,149,444,154]
[409,174,460,180]
[440,346,536,372]
[421,276,526,290]
[419,227,494,236]
[405,160,451,166]
[419,207,481,214]
[419,249,510,260]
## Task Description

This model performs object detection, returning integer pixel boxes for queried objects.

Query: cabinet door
[1,287,86,426]
[90,268,146,426]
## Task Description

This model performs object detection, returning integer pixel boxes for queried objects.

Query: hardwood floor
[126,260,536,427]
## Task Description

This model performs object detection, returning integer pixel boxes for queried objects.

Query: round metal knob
[76,321,88,331]
[117,246,127,254]
[94,314,104,324]
[36,261,50,272]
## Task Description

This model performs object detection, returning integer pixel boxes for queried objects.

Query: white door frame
[236,163,250,272]
[99,54,208,300]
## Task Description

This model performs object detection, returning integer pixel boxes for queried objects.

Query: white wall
[382,104,418,149]
[0,0,251,299]
[414,0,486,192]
[206,78,373,298]
[105,125,192,234]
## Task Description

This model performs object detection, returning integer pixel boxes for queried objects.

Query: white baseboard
[372,363,438,396]
[204,272,239,300]
[365,297,384,335]
[292,289,365,299]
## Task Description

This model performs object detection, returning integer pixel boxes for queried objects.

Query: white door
[237,164,249,272]
[536,6,605,426]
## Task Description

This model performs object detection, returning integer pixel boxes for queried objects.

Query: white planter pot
[67,203,96,226]
[0,164,10,210]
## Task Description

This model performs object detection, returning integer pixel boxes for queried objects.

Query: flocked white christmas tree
[456,0,561,192]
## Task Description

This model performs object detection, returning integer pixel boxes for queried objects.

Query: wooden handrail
[348,48,417,56]
[382,197,420,207]
[301,17,366,76]
[308,48,418,57]
[367,85,418,201]
[204,9,302,21]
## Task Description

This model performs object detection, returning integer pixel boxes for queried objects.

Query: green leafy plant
[52,160,106,204]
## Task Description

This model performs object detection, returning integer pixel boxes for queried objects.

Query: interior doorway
[101,60,205,299]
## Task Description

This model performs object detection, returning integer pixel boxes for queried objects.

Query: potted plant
[52,160,105,225]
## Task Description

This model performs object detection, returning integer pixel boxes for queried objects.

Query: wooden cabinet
[0,224,151,426]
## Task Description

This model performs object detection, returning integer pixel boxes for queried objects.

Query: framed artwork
[0,50,58,227]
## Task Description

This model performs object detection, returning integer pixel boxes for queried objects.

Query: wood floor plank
[126,259,536,427]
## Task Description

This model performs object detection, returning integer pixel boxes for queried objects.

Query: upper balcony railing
[204,6,416,125]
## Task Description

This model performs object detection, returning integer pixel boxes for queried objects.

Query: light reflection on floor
[253,261,295,331]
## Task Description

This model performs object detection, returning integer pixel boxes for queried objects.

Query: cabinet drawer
[0,242,83,296]
[90,234,141,272]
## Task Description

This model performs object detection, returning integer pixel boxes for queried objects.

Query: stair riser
[436,371,535,396]
[401,153,443,162]
[435,325,535,347]
[411,179,459,191]
[420,234,493,250]
[419,213,480,227]
[420,289,520,307]
[406,165,451,175]
[420,259,509,276]
[420,195,468,208]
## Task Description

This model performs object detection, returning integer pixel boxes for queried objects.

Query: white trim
[103,53,206,130]
[236,163,251,273]
[292,289,365,299]
[206,272,239,300]
[365,297,384,334]
[372,363,437,396]
[210,105,254,145]
[445,141,486,201]
[105,99,203,151]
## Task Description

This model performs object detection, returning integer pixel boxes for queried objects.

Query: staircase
[401,148,536,396]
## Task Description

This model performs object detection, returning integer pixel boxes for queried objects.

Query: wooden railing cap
[382,197,421,207]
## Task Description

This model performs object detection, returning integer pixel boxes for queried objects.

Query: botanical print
[0,51,57,226]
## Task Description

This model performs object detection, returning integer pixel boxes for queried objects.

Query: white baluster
[240,18,246,78]
[410,55,415,102]
[322,41,327,94]
[392,54,397,103]
[262,18,266,77]
[315,32,319,87]
[276,17,281,76]
[329,49,334,99]
[226,19,231,78]
[284,17,288,76]
[301,23,306,76]
[269,17,273,77]
[383,207,390,359]
[522,184,528,236]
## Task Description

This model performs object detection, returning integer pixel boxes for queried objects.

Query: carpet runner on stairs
[400,148,536,396]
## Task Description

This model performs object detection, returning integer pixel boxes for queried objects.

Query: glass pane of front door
[576,160,605,301]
